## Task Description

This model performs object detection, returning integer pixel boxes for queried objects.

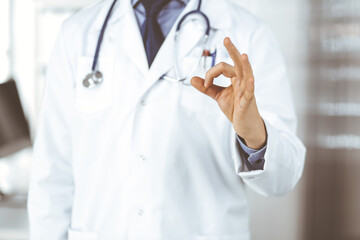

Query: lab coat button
[139,154,146,161]
[137,209,144,216]
[140,99,146,106]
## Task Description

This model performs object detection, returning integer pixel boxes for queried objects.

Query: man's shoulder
[60,0,108,36]
[225,1,264,31]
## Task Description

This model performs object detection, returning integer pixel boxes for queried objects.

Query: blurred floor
[0,196,27,240]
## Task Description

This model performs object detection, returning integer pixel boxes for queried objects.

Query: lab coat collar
[89,0,232,35]
[88,0,232,87]
[89,0,149,75]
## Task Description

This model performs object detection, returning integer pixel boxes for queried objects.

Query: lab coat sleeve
[231,24,306,197]
[28,23,75,240]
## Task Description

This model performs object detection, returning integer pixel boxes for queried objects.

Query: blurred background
[0,0,359,239]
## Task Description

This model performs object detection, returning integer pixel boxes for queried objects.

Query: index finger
[223,37,243,78]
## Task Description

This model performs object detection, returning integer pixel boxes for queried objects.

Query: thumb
[191,76,224,101]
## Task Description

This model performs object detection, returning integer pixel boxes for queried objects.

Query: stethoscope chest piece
[83,71,103,88]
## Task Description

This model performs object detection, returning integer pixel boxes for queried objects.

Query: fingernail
[224,37,231,45]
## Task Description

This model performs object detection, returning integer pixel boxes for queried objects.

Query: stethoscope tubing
[173,0,210,83]
[91,0,118,72]
[86,0,211,88]
[175,10,210,37]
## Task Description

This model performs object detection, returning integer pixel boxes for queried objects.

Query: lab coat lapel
[121,2,149,75]
[89,0,126,34]
[90,0,149,76]
[145,0,201,85]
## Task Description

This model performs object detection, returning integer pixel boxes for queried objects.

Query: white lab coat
[28,0,306,239]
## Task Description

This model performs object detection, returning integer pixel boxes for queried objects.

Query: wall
[232,1,308,240]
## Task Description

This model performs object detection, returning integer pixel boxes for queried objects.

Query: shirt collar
[131,0,189,9]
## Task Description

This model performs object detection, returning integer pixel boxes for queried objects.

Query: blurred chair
[0,78,31,158]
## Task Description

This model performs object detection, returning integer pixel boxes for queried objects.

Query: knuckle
[234,76,242,82]
[205,71,211,80]
[246,96,253,102]
[245,91,254,100]
[219,62,227,68]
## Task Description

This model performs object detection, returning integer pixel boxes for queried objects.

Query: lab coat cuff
[232,118,280,179]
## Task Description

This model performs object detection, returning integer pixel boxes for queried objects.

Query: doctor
[28,0,306,239]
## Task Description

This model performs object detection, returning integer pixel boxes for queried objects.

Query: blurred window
[305,0,360,239]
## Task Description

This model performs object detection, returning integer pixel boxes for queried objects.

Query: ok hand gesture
[191,37,267,150]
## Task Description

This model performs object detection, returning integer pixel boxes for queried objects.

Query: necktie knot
[141,0,170,18]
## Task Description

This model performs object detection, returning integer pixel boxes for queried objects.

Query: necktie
[141,0,170,66]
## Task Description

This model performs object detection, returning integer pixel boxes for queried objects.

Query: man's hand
[191,37,267,150]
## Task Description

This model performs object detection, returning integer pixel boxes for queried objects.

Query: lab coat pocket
[75,56,115,114]
[179,56,224,117]
[68,229,98,240]
[180,83,220,116]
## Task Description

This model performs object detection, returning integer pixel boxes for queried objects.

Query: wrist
[239,119,267,150]
[243,134,267,150]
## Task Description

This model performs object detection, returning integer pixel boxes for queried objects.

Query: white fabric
[28,0,306,239]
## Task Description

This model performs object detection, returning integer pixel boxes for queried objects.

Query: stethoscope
[83,0,211,88]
